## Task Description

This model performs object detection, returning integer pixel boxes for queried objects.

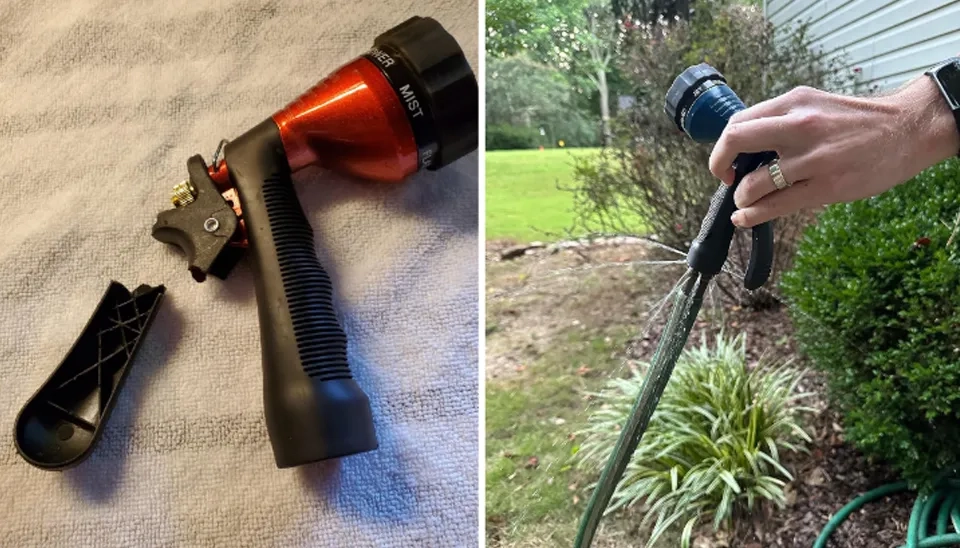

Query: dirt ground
[487,239,684,378]
[486,239,915,548]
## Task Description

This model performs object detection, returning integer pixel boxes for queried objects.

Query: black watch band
[925,58,960,157]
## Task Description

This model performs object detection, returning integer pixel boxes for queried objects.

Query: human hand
[708,77,960,228]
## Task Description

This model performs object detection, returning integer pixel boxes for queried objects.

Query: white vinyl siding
[765,0,960,91]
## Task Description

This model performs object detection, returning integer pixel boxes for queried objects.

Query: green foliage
[781,159,960,489]
[486,0,540,56]
[487,125,540,150]
[612,0,694,22]
[486,55,600,149]
[486,0,613,71]
[578,333,812,547]
[570,4,854,305]
[486,0,623,146]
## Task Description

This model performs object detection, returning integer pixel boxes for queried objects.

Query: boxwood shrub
[781,158,960,488]
[486,124,540,150]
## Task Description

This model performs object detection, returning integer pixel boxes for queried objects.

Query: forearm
[714,61,960,228]
[884,73,960,174]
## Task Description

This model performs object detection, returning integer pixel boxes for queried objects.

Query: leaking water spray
[574,64,778,547]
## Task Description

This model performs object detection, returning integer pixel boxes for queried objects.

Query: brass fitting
[171,180,196,207]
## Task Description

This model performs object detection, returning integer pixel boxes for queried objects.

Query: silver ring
[769,159,790,190]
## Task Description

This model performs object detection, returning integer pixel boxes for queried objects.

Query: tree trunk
[597,68,612,146]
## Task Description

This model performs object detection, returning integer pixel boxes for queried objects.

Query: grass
[485,148,599,243]
[486,327,637,546]
[485,236,687,546]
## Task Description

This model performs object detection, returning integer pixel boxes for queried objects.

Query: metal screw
[203,217,219,233]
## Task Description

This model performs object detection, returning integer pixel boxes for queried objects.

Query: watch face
[937,61,960,109]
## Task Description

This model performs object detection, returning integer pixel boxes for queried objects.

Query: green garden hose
[574,263,960,548]
[574,271,708,548]
[815,478,960,548]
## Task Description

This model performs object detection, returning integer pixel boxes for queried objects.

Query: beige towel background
[0,1,478,546]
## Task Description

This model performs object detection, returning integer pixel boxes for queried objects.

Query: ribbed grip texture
[708,93,745,126]
[224,119,378,467]
[260,173,352,382]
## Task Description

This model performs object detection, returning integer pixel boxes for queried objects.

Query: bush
[486,54,602,150]
[577,333,812,547]
[781,158,960,489]
[570,4,854,306]
[486,124,540,150]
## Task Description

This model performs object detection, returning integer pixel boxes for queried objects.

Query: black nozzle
[367,16,478,170]
[663,63,775,290]
[223,120,378,468]
[664,63,726,132]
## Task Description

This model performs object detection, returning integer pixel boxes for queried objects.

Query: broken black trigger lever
[151,155,242,282]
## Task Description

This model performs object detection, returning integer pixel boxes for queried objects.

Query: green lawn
[486,148,599,242]
[486,327,638,546]
[485,257,681,547]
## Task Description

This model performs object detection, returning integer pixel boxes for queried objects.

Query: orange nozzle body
[271,57,419,182]
[203,15,477,246]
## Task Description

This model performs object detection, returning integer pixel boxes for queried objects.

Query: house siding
[766,0,960,91]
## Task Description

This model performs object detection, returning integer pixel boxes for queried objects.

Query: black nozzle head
[664,63,726,132]
[370,16,478,170]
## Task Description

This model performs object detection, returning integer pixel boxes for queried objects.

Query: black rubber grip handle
[686,151,776,288]
[223,120,378,468]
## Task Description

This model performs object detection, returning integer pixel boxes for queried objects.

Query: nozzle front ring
[366,16,478,171]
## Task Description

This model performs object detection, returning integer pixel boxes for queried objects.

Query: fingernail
[731,211,744,227]
[724,168,735,185]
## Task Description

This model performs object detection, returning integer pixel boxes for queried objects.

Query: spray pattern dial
[664,63,774,290]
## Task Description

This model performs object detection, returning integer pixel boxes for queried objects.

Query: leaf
[680,516,698,548]
[718,471,742,494]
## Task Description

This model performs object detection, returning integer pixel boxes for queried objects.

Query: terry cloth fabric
[0,1,478,546]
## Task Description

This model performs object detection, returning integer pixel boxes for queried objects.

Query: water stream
[574,269,711,548]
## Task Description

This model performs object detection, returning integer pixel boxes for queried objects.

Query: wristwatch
[925,58,960,156]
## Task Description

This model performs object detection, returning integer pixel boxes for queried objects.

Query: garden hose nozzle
[576,64,776,548]
[664,63,774,290]
[152,16,477,468]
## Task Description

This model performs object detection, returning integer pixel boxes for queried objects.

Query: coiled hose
[816,477,960,548]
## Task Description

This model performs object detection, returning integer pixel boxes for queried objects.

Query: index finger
[709,116,790,181]
[725,90,800,125]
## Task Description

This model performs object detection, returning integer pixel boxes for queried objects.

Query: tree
[486,0,539,57]
[611,0,694,21]
[487,54,600,147]
[543,1,621,145]
[487,55,569,127]
[486,0,622,146]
